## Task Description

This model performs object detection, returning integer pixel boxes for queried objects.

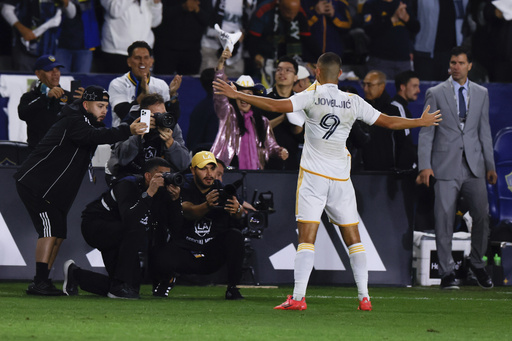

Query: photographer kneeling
[63,158,182,299]
[150,151,245,300]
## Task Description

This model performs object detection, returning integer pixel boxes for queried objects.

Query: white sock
[348,243,369,301]
[292,243,315,301]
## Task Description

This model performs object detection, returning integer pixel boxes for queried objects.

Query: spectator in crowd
[186,68,219,154]
[106,93,190,182]
[107,41,181,127]
[302,0,352,62]
[211,48,288,169]
[14,85,147,296]
[339,85,370,171]
[362,0,419,79]
[63,158,182,299]
[150,151,246,300]
[212,51,441,311]
[264,56,304,170]
[18,54,76,151]
[417,46,496,290]
[99,0,162,74]
[411,0,469,81]
[55,0,101,74]
[360,70,401,171]
[199,0,248,78]
[471,0,512,82]
[246,0,313,82]
[153,0,210,75]
[293,65,313,93]
[390,70,420,170]
[1,0,75,71]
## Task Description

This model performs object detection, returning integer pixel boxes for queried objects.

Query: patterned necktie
[458,87,466,119]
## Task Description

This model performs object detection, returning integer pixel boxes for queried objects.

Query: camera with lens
[216,183,238,207]
[241,190,275,239]
[162,172,184,187]
[153,112,176,130]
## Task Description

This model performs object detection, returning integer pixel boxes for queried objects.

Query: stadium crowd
[1,0,510,309]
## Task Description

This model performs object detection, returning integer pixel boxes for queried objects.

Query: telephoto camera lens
[162,172,184,187]
[153,112,175,129]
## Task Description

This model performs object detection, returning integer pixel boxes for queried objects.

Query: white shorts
[296,168,359,226]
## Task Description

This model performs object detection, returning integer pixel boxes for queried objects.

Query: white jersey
[290,82,381,179]
[108,72,170,127]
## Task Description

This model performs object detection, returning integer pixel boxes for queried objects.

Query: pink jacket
[210,69,282,169]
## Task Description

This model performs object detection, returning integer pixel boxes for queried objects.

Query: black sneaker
[225,286,244,300]
[107,283,140,300]
[153,277,176,297]
[26,279,65,296]
[469,264,494,289]
[440,272,460,290]
[63,259,79,296]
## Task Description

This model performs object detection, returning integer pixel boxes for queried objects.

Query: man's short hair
[143,157,171,174]
[318,52,342,69]
[367,70,387,83]
[140,93,165,109]
[451,45,472,63]
[127,41,153,58]
[276,55,298,74]
[394,70,419,92]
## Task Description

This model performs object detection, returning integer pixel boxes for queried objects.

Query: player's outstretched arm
[374,105,441,130]
[212,78,293,113]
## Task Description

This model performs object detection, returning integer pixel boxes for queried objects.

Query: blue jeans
[55,48,93,73]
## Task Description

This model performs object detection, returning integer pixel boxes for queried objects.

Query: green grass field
[1,282,511,340]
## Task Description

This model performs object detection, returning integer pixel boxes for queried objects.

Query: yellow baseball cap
[191,151,217,168]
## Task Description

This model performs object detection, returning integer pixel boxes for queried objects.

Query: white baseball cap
[297,65,310,80]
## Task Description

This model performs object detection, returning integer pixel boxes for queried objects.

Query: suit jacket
[418,78,494,180]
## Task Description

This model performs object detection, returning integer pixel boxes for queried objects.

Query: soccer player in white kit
[213,52,441,311]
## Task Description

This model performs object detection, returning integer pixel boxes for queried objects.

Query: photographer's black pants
[151,228,244,287]
[80,216,147,294]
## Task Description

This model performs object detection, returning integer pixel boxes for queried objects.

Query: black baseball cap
[82,85,110,102]
[33,55,65,72]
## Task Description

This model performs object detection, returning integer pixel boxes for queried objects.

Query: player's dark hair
[394,70,419,92]
[143,157,171,174]
[140,93,165,109]
[318,52,342,81]
[451,45,472,63]
[127,41,153,57]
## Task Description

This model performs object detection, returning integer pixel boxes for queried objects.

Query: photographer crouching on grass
[150,151,246,300]
[63,158,183,299]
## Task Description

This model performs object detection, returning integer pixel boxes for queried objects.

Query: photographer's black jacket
[14,101,132,212]
[82,175,183,243]
[18,81,72,150]
[177,178,240,250]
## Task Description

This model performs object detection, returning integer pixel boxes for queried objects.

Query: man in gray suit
[417,46,497,290]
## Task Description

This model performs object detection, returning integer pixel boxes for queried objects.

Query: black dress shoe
[440,273,460,290]
[469,264,494,289]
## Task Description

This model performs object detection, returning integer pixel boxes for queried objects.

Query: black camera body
[241,191,275,239]
[162,172,184,187]
[216,183,237,207]
[153,112,176,130]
